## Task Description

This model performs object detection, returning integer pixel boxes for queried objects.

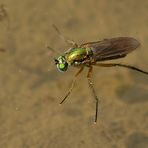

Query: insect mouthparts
[54,59,59,64]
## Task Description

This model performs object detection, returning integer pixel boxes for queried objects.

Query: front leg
[52,24,78,47]
[60,67,84,104]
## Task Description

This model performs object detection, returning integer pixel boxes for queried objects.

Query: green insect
[52,25,148,123]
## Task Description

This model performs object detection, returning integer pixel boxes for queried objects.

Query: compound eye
[59,63,65,69]
[57,63,68,72]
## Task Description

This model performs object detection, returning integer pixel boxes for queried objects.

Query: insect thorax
[65,47,93,66]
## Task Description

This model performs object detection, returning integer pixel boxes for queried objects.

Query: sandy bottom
[0,0,148,148]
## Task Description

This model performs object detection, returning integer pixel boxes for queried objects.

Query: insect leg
[94,63,148,75]
[60,67,84,104]
[47,46,61,55]
[87,66,99,123]
[52,24,78,47]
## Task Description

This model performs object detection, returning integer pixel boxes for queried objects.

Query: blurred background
[0,0,148,147]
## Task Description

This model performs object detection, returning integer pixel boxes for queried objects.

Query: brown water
[0,0,148,148]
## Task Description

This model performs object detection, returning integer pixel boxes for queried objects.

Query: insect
[52,25,148,123]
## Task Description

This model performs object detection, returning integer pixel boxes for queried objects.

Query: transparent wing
[80,37,140,61]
